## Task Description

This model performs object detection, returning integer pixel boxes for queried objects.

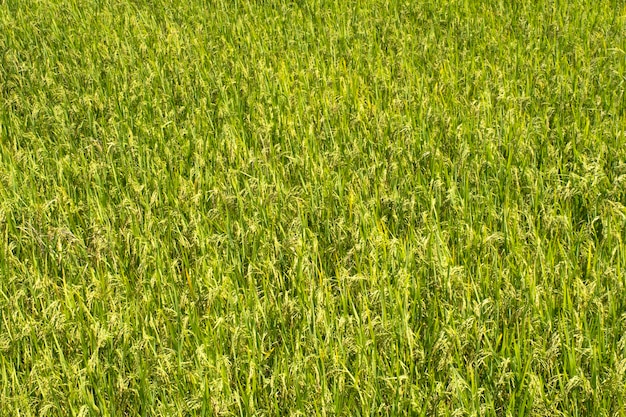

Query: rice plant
[1,0,626,415]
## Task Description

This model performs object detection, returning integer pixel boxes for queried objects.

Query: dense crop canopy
[1,0,626,415]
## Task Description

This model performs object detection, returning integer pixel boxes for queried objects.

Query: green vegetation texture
[1,0,626,415]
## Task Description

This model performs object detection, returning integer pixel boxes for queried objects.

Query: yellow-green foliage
[1,0,626,415]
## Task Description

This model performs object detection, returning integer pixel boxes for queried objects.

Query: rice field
[1,0,626,415]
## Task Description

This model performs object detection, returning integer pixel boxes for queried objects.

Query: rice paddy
[1,0,626,415]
